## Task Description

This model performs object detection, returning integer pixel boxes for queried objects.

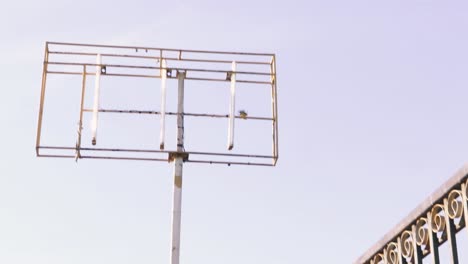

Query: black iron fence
[355,164,468,264]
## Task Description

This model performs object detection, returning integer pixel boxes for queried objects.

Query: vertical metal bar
[444,198,459,264]
[36,42,49,155]
[463,182,468,237]
[75,65,87,159]
[270,55,278,165]
[397,237,407,264]
[170,71,185,264]
[227,61,236,150]
[91,54,102,145]
[411,225,423,264]
[427,211,441,264]
[160,59,167,149]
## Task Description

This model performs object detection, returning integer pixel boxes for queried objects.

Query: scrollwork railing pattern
[357,172,468,264]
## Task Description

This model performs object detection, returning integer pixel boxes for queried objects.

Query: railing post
[411,224,423,264]
[427,211,441,264]
[444,198,459,264]
[462,181,468,238]
[397,237,407,264]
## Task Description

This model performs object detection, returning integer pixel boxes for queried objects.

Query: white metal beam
[160,59,167,149]
[228,61,236,150]
[91,54,102,145]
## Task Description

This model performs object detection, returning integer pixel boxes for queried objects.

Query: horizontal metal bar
[48,51,271,65]
[46,71,271,84]
[47,70,82,75]
[47,61,273,76]
[47,41,275,56]
[82,109,162,114]
[81,156,168,162]
[170,66,273,76]
[166,57,270,65]
[188,151,274,159]
[38,153,273,165]
[39,146,77,150]
[81,108,274,121]
[47,71,159,78]
[38,145,274,159]
[185,77,272,85]
[49,51,159,60]
[89,147,274,159]
[187,159,274,166]
[49,61,158,70]
[37,154,75,158]
[39,145,167,153]
[183,112,273,121]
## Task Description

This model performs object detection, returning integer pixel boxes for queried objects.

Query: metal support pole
[170,71,185,264]
[36,43,49,154]
[75,65,87,160]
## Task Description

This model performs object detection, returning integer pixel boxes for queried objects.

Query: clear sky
[2,0,468,263]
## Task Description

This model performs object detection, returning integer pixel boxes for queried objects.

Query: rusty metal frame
[355,164,468,264]
[35,41,278,166]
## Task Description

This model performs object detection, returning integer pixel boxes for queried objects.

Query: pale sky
[2,0,468,263]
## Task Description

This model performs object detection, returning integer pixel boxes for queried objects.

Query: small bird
[226,72,232,81]
[239,110,248,119]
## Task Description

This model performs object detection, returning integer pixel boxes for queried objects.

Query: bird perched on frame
[239,110,248,119]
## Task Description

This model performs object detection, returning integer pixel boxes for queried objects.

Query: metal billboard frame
[36,41,278,166]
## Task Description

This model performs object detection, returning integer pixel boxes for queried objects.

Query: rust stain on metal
[175,175,182,188]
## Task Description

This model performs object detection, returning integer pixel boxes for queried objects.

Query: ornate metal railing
[355,164,468,264]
